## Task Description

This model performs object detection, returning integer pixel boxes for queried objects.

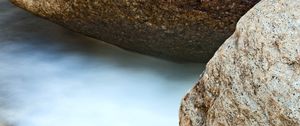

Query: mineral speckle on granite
[180,0,300,125]
[10,0,258,62]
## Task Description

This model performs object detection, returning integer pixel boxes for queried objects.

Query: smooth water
[0,1,205,126]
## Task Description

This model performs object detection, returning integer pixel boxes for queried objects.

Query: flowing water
[0,1,205,126]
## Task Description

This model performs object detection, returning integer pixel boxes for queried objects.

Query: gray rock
[10,0,258,62]
[180,0,300,125]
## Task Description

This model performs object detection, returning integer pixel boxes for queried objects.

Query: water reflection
[0,1,205,126]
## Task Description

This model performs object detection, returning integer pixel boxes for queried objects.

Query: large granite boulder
[10,0,259,62]
[180,0,300,125]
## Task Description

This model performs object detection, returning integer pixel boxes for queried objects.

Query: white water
[0,1,205,126]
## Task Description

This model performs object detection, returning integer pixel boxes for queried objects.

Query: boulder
[10,0,259,62]
[180,0,300,125]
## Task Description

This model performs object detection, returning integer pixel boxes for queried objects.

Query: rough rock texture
[10,0,259,62]
[180,0,300,125]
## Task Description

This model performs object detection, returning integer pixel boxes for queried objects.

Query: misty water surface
[0,1,205,126]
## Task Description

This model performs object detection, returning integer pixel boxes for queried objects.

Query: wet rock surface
[10,0,258,62]
[180,0,300,125]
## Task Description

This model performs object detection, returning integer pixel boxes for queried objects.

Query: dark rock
[10,0,259,62]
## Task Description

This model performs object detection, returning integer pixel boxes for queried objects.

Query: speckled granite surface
[180,0,300,125]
